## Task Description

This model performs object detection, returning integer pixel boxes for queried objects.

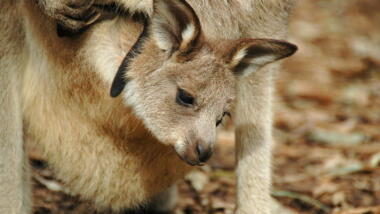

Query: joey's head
[110,0,297,166]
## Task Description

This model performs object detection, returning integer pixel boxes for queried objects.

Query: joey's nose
[175,140,214,166]
[196,143,213,163]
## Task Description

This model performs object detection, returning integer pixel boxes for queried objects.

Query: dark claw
[56,23,90,37]
[55,1,101,37]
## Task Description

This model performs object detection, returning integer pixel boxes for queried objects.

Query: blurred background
[31,0,380,213]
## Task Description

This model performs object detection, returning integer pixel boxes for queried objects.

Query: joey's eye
[176,88,195,107]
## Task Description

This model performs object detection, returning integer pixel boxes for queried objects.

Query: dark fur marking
[233,62,250,75]
[233,39,298,75]
[167,3,188,33]
[110,19,150,97]
[57,3,149,38]
[93,3,149,23]
[166,0,202,60]
[56,23,89,37]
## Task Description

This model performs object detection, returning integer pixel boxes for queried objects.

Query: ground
[30,0,380,213]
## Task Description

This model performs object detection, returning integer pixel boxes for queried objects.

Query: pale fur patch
[123,80,140,110]
[106,0,153,16]
[242,55,277,76]
[180,24,195,48]
[152,1,176,51]
[233,48,278,77]
[90,41,124,84]
[152,22,174,51]
[231,48,247,67]
[249,55,277,66]
[242,55,276,77]
[174,139,186,156]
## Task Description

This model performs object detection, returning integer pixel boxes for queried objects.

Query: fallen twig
[271,190,331,213]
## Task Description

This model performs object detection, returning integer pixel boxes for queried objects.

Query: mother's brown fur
[21,1,193,210]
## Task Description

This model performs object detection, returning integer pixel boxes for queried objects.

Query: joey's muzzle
[175,139,213,166]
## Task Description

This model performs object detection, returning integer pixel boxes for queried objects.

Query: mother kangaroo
[0,0,296,213]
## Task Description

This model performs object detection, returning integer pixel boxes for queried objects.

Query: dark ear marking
[151,0,202,58]
[110,19,150,98]
[233,62,250,75]
[224,38,297,76]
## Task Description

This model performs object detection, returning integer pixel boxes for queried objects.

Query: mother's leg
[0,1,30,213]
[234,1,297,213]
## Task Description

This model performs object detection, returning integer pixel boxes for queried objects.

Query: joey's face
[110,0,297,166]
[125,50,236,165]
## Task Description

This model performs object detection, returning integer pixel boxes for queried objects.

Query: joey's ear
[151,0,202,56]
[110,0,202,98]
[224,39,297,76]
[110,20,149,97]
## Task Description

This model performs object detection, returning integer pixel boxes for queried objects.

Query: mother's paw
[39,0,101,37]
